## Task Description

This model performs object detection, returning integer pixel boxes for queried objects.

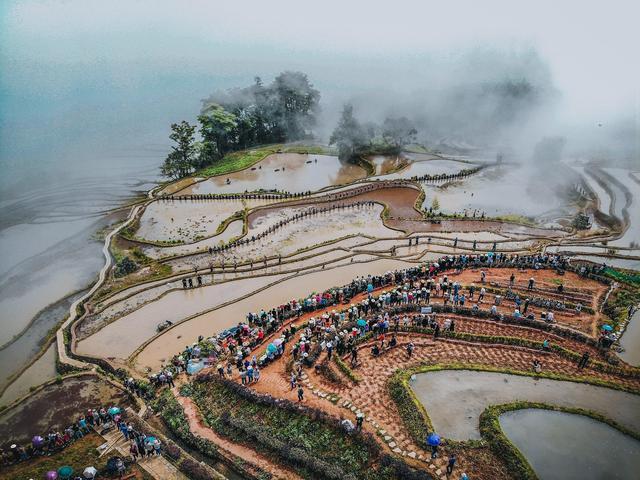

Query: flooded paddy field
[135,257,418,371]
[605,167,640,248]
[0,290,84,394]
[184,153,368,195]
[619,308,640,367]
[379,157,479,180]
[410,370,640,440]
[0,374,131,445]
[136,197,274,243]
[500,409,640,480]
[0,342,57,406]
[163,204,400,274]
[77,272,291,359]
[141,218,244,258]
[421,163,579,224]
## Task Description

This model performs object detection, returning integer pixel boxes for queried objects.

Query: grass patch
[196,144,331,178]
[190,375,432,480]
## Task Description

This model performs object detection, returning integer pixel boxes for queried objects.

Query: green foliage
[603,267,640,286]
[114,255,137,277]
[388,370,433,446]
[479,404,538,480]
[334,355,362,383]
[161,121,198,179]
[329,104,372,160]
[430,196,440,211]
[189,376,430,480]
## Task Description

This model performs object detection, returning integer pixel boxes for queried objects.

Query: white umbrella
[83,466,97,479]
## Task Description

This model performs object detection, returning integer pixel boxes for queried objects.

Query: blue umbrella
[145,436,157,444]
[108,406,121,415]
[357,319,367,327]
[57,466,74,479]
[267,343,277,353]
[427,433,441,446]
[602,325,613,332]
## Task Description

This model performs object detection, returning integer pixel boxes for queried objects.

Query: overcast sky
[1,0,638,164]
[2,0,639,110]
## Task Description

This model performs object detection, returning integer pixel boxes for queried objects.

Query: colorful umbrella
[427,433,441,446]
[145,436,157,444]
[57,466,73,479]
[32,435,44,448]
[266,343,277,353]
[107,406,121,415]
[272,338,284,346]
[602,325,613,331]
[357,319,367,327]
[45,472,58,480]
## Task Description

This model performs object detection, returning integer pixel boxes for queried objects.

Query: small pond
[500,408,640,480]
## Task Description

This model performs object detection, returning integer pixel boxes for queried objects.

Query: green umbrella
[57,466,73,479]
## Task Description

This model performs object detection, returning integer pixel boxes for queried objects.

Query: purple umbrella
[32,435,44,448]
[45,471,58,480]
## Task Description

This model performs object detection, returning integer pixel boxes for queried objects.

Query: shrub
[180,458,214,480]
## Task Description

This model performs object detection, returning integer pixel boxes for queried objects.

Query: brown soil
[0,375,131,446]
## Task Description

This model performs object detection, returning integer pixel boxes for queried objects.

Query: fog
[2,0,639,178]
[0,0,637,399]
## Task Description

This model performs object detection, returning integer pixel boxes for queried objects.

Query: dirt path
[174,390,302,480]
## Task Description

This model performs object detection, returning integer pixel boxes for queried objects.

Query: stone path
[97,422,187,480]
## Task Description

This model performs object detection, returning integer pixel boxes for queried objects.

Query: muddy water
[0,374,131,445]
[186,153,368,195]
[421,163,578,221]
[606,168,640,248]
[619,309,640,367]
[77,273,290,359]
[379,158,475,180]
[500,409,640,480]
[0,290,84,393]
[142,218,244,259]
[368,155,407,175]
[575,166,613,216]
[136,258,417,370]
[0,342,57,406]
[410,370,640,440]
[165,205,400,274]
[137,197,276,243]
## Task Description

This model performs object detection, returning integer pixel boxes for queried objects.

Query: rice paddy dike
[2,144,639,480]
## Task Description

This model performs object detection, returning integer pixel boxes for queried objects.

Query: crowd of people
[1,405,122,466]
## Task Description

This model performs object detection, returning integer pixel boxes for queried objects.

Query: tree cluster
[161,71,320,178]
[329,104,417,161]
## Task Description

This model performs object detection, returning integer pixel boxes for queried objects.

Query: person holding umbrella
[427,432,440,458]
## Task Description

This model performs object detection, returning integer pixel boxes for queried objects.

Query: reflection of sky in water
[422,164,574,218]
[190,154,367,194]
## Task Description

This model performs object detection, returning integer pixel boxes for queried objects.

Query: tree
[115,256,138,277]
[198,104,239,165]
[329,104,370,160]
[431,196,440,211]
[161,121,197,179]
[382,116,417,150]
[272,71,320,141]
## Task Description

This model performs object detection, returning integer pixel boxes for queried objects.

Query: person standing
[130,440,139,462]
[578,351,590,369]
[297,384,304,402]
[447,454,457,475]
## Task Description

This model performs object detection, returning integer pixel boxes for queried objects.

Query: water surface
[500,409,640,480]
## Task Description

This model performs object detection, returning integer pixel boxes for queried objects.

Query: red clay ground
[174,268,631,480]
